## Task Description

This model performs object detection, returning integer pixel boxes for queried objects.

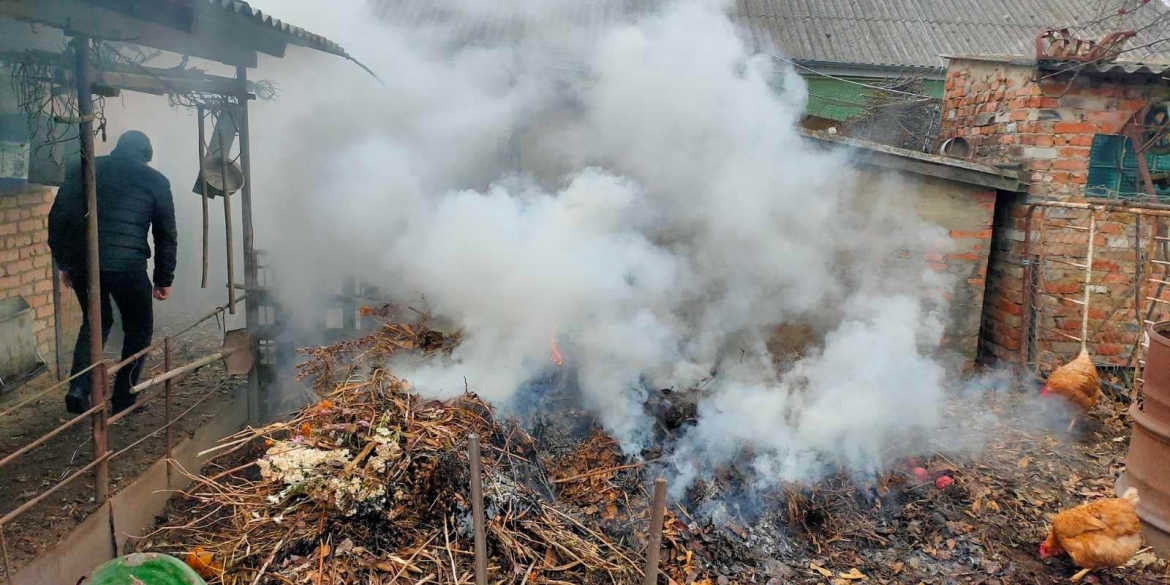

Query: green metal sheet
[803,77,943,122]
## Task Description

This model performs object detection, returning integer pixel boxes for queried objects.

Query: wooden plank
[0,0,258,67]
[6,51,257,97]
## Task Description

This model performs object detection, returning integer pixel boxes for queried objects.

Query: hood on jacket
[111,130,154,163]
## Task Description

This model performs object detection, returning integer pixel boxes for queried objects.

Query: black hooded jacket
[49,131,178,287]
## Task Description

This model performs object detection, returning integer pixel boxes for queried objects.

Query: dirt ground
[0,304,247,579]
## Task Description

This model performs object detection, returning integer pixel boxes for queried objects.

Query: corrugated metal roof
[204,0,351,58]
[373,0,1170,71]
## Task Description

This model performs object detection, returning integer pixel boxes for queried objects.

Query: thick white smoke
[245,0,957,488]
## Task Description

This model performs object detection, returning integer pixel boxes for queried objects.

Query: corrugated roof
[946,54,1170,77]
[373,0,1170,71]
[204,0,351,58]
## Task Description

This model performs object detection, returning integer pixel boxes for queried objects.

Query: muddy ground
[0,305,245,579]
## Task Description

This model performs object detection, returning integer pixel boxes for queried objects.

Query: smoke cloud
[232,0,961,489]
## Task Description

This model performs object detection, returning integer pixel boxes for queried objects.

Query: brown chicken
[1040,488,1142,569]
[1040,348,1100,430]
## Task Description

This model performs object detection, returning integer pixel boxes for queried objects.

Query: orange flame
[550,336,564,367]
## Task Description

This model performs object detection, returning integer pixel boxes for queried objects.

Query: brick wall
[0,184,79,377]
[937,57,1164,369]
[939,57,1167,198]
[915,183,998,363]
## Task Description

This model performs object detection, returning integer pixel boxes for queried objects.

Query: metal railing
[0,293,249,582]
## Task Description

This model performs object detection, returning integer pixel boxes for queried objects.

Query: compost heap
[147,313,1170,585]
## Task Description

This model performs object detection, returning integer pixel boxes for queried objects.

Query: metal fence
[0,293,248,582]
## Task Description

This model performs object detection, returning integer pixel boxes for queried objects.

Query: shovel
[131,329,255,395]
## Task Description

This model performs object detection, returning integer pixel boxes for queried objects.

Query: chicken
[1040,347,1100,431]
[183,546,223,579]
[1040,488,1142,569]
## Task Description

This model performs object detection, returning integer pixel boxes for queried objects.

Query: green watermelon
[81,553,207,585]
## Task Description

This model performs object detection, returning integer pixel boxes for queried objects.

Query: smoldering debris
[145,316,1169,585]
[250,0,955,488]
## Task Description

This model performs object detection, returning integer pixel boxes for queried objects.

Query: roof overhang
[943,53,1170,79]
[800,129,1024,192]
[0,0,352,68]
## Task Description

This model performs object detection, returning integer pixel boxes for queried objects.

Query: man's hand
[60,271,72,290]
[153,286,171,301]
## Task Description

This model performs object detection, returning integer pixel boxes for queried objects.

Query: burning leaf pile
[145,322,646,584]
[143,319,1170,585]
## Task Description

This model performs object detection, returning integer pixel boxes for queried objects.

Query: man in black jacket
[49,130,178,415]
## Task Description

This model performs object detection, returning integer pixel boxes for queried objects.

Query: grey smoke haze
[111,0,966,488]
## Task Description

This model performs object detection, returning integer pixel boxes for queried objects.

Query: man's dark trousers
[67,270,153,414]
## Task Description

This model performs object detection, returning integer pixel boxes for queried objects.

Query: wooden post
[643,478,667,585]
[197,105,210,289]
[236,65,262,424]
[73,35,109,506]
[469,434,488,585]
[218,111,236,316]
[164,337,173,488]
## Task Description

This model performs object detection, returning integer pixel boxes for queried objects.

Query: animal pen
[0,0,362,581]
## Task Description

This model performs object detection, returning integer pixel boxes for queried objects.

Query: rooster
[1040,347,1100,432]
[1040,488,1142,571]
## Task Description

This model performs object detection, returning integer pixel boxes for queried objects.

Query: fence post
[92,362,110,505]
[468,434,487,585]
[164,337,174,488]
[643,478,667,585]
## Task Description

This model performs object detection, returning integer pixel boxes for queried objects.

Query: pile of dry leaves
[144,322,647,584]
[142,317,1170,585]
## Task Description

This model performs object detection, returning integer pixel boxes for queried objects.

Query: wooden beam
[0,0,258,67]
[1,50,259,97]
[91,70,241,96]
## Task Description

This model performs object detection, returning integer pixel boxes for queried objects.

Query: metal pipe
[1043,257,1089,269]
[111,378,230,465]
[1021,204,1038,370]
[0,403,104,471]
[0,452,112,528]
[130,351,225,395]
[643,478,667,585]
[107,292,248,376]
[1054,199,1170,218]
[51,258,64,381]
[198,105,210,289]
[164,337,174,488]
[0,360,103,419]
[1036,291,1086,305]
[236,67,262,424]
[1082,213,1096,351]
[73,35,109,506]
[469,434,487,585]
[219,109,236,315]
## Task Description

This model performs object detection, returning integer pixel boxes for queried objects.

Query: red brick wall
[938,58,1164,369]
[939,57,1168,198]
[0,185,80,376]
[980,197,1145,368]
